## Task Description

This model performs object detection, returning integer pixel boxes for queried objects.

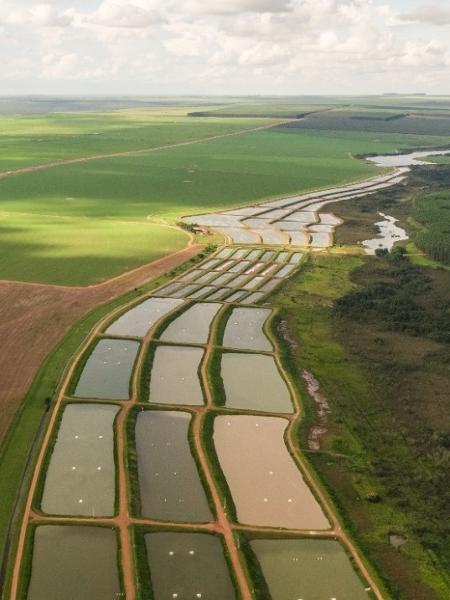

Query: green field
[1,101,450,286]
[0,110,273,171]
[0,212,188,286]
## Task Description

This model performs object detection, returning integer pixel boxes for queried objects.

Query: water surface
[160,303,221,345]
[220,353,292,412]
[135,411,212,522]
[251,539,369,600]
[149,346,204,405]
[41,403,119,516]
[27,526,120,600]
[144,532,236,600]
[74,339,139,400]
[363,212,409,254]
[214,415,329,529]
[223,308,272,351]
[106,297,182,338]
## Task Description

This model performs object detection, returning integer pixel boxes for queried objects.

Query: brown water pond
[214,416,329,529]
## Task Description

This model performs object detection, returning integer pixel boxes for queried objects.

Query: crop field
[0,110,274,171]
[0,212,188,286]
[1,119,449,285]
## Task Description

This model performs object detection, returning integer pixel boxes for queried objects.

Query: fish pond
[26,525,121,600]
[105,297,182,338]
[220,353,292,413]
[41,403,119,516]
[159,302,221,345]
[222,307,272,352]
[149,345,205,405]
[250,538,369,600]
[143,531,236,600]
[73,339,139,400]
[135,410,212,522]
[214,416,329,530]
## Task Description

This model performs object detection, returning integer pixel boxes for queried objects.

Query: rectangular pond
[144,531,236,600]
[241,292,265,305]
[135,410,212,522]
[220,353,292,413]
[177,269,203,283]
[159,302,221,345]
[106,297,183,338]
[206,287,232,300]
[41,403,119,516]
[26,525,120,600]
[222,307,272,352]
[214,415,329,529]
[149,346,205,405]
[74,339,139,400]
[250,539,369,600]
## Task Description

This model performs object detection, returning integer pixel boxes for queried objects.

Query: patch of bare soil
[0,244,202,443]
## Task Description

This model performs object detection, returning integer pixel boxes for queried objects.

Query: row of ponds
[26,148,447,598]
[25,249,372,599]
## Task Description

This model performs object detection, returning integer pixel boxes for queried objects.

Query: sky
[1,0,450,96]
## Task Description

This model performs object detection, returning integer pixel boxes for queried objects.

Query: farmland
[1,96,450,600]
[1,115,450,285]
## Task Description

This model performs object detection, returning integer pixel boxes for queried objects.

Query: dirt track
[0,243,202,442]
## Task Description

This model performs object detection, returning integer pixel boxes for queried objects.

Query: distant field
[0,212,188,286]
[1,107,450,286]
[0,110,274,171]
[283,109,450,137]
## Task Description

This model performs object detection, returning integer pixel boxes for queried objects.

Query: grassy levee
[205,349,226,406]
[269,253,450,600]
[201,412,238,523]
[0,249,211,600]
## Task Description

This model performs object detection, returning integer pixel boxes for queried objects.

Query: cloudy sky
[1,0,450,95]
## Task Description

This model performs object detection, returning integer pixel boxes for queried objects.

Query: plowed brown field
[0,243,201,443]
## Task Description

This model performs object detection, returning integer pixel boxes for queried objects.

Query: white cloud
[400,2,450,26]
[3,4,73,27]
[188,0,293,16]
[1,0,450,94]
[87,0,162,29]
